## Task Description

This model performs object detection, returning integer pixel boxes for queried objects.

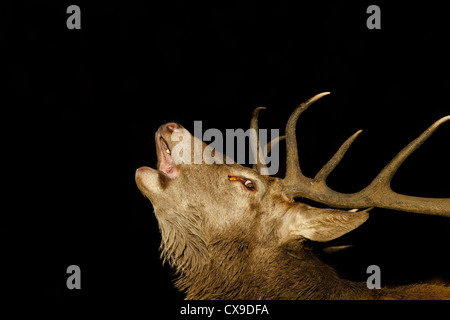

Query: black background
[5,0,450,314]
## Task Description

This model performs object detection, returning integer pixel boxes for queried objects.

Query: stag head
[135,93,450,298]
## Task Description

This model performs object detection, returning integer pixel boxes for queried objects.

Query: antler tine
[253,135,286,173]
[314,129,363,183]
[251,107,287,172]
[266,135,286,156]
[250,107,266,172]
[284,92,330,187]
[281,92,450,217]
[358,115,450,216]
[367,115,450,189]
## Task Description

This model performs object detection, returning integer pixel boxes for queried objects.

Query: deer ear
[283,206,370,242]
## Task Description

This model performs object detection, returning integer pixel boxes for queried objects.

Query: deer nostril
[166,123,180,132]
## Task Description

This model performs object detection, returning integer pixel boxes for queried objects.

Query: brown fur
[163,212,449,300]
[135,123,450,300]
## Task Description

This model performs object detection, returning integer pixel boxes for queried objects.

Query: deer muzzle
[135,122,183,198]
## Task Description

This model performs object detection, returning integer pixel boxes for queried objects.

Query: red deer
[135,92,450,300]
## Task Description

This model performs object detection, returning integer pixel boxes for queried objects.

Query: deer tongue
[157,136,179,178]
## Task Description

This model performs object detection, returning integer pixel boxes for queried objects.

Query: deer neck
[262,240,380,299]
[175,235,380,300]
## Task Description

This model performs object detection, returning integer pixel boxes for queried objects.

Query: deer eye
[244,180,255,190]
[228,175,257,191]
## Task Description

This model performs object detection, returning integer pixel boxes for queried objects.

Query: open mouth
[160,136,171,155]
[156,131,179,179]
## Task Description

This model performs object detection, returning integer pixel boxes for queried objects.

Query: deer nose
[164,122,180,133]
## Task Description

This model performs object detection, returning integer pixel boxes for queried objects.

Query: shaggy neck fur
[156,204,449,300]
[157,208,209,275]
[160,218,379,300]
[160,224,450,300]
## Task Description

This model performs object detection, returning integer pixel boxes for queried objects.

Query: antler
[250,107,285,173]
[282,92,450,217]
